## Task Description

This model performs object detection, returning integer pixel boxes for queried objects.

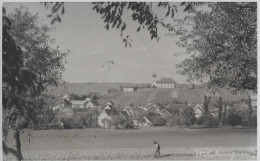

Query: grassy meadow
[3,127,257,160]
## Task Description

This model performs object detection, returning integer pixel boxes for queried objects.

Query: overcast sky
[4,2,192,84]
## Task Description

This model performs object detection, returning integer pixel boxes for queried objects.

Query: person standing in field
[153,141,160,158]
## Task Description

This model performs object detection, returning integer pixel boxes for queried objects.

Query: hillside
[100,88,246,106]
[46,82,133,96]
[47,82,247,106]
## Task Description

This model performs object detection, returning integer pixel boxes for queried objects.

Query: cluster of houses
[53,76,257,129]
[56,96,172,128]
[54,91,257,129]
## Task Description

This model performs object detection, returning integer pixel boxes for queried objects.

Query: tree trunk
[13,130,23,161]
[218,97,223,126]
[203,96,211,127]
[247,95,253,124]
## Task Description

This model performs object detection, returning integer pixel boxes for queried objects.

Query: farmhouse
[153,77,176,88]
[122,86,136,92]
[193,104,218,118]
[141,116,153,127]
[193,104,204,118]
[98,108,119,129]
[106,88,118,94]
[85,99,100,109]
[71,100,88,109]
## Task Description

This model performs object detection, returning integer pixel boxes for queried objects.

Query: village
[3,2,257,160]
[50,76,257,130]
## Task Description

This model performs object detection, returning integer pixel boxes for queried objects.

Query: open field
[3,127,257,160]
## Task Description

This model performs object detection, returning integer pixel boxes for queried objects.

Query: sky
[4,2,192,84]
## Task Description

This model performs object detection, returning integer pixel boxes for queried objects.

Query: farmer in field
[153,141,160,158]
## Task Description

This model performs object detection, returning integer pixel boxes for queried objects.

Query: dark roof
[157,78,176,84]
[168,104,192,109]
[90,100,100,106]
[107,89,118,93]
[105,109,119,116]
[120,111,129,117]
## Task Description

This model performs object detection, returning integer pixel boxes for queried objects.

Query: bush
[167,116,181,126]
[152,117,166,126]
[227,113,242,128]
[196,116,205,125]
[249,115,257,128]
[182,107,196,127]
[205,115,219,127]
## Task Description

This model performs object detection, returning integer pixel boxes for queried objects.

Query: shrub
[249,115,257,128]
[167,116,181,126]
[152,117,166,126]
[205,115,219,127]
[196,116,205,125]
[182,107,196,127]
[227,113,242,128]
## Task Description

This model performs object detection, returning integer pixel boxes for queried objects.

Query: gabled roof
[193,104,204,111]
[143,116,153,124]
[144,103,154,109]
[87,100,100,106]
[71,100,86,105]
[104,109,119,116]
[157,77,176,84]
[120,111,129,117]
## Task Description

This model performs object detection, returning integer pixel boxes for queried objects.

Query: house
[153,77,176,88]
[102,101,115,110]
[62,94,101,109]
[140,116,153,127]
[71,100,88,109]
[98,108,119,129]
[122,86,136,92]
[158,109,172,118]
[193,104,217,118]
[85,99,100,109]
[52,104,63,111]
[122,107,133,116]
[106,88,118,94]
[193,104,204,118]
[143,103,154,111]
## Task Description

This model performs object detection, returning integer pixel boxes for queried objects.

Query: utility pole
[95,113,97,138]
[28,120,31,143]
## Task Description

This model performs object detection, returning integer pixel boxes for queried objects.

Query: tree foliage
[176,2,257,92]
[8,5,68,89]
[182,107,196,127]
[227,113,242,128]
[3,6,67,160]
[217,97,223,124]
[44,2,196,47]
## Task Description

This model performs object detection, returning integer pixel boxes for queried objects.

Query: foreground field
[3,127,257,160]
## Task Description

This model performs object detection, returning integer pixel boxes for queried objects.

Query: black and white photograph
[2,1,257,160]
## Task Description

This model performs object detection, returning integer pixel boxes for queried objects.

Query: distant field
[3,127,256,160]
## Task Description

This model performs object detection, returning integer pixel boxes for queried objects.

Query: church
[152,77,176,88]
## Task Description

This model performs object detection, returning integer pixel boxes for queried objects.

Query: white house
[71,100,87,109]
[98,108,119,129]
[193,104,204,118]
[123,86,135,92]
[153,77,176,88]
[141,116,153,127]
[85,100,100,109]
